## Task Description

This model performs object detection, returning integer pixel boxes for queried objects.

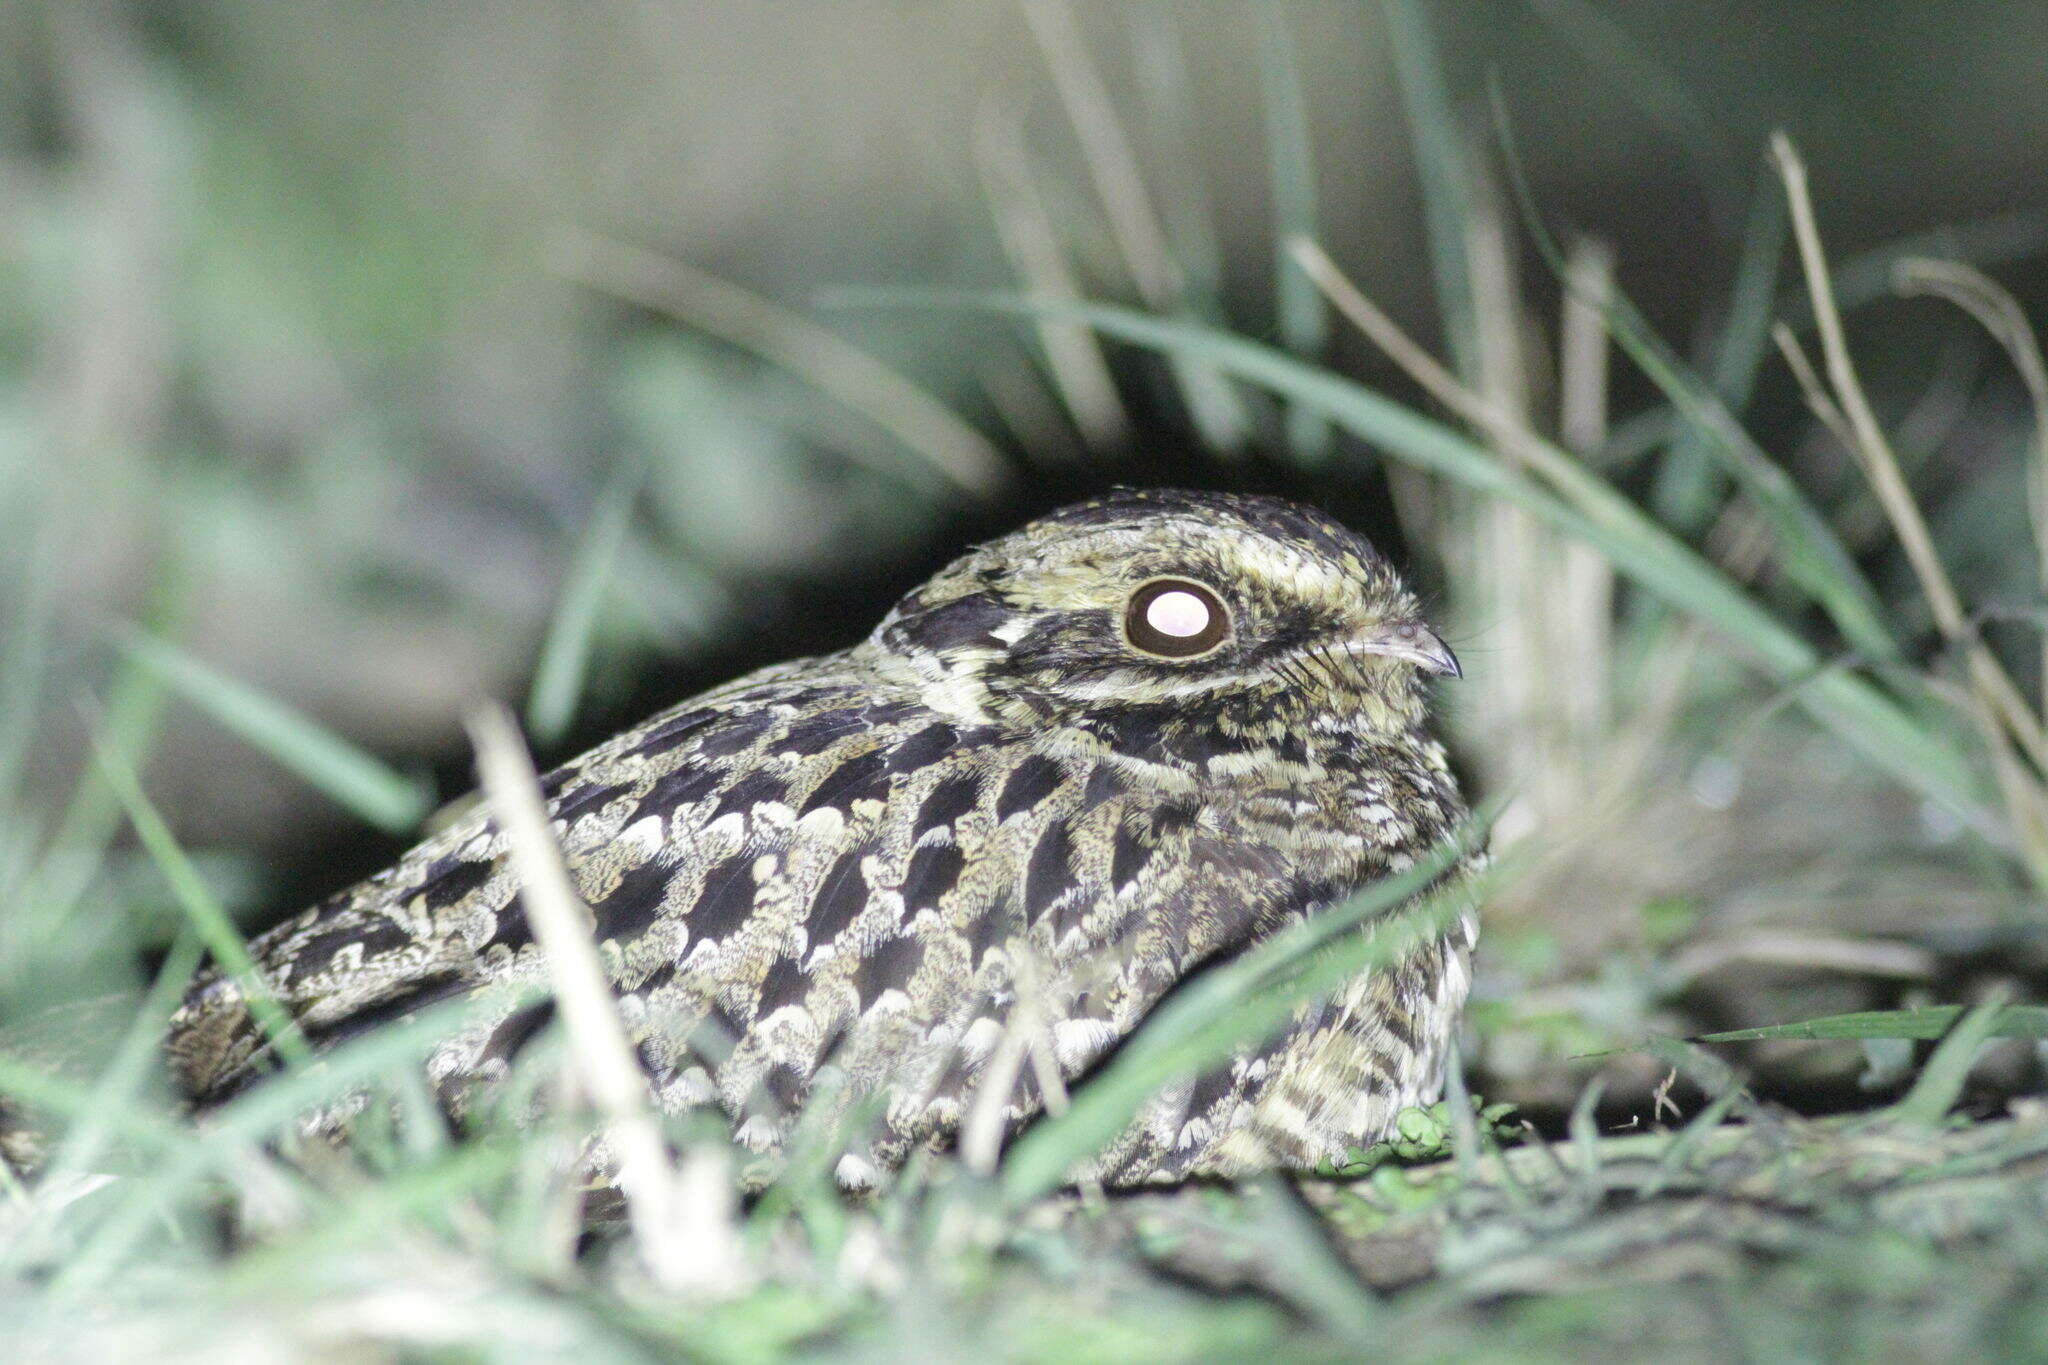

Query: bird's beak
[1358,621,1462,678]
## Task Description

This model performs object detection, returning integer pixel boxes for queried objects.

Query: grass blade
[972,98,1132,449]
[1379,0,1481,380]
[117,630,432,834]
[1487,98,1896,664]
[526,472,639,747]
[1020,0,1252,454]
[1650,172,1789,531]
[0,498,59,795]
[468,702,708,1291]
[1696,1004,2048,1044]
[90,732,311,1068]
[1256,0,1331,461]
[3,563,183,1001]
[1128,6,1229,319]
[553,230,1007,497]
[1889,992,2012,1127]
[1781,208,2048,328]
[1525,0,1740,228]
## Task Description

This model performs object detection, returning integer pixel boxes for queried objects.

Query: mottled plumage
[167,489,1478,1185]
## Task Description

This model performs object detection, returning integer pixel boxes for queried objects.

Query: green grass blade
[0,498,59,795]
[1128,6,1229,320]
[0,931,208,1279]
[1256,0,1331,461]
[1695,1004,2048,1044]
[3,564,182,1005]
[44,931,205,1180]
[90,733,311,1068]
[117,630,432,833]
[1237,1180,1381,1340]
[0,1055,195,1159]
[41,989,515,1301]
[1889,992,2013,1127]
[1440,1039,1479,1184]
[833,290,1985,822]
[1651,172,1789,532]
[1379,0,1481,380]
[224,1136,528,1289]
[526,472,639,747]
[1646,1085,1746,1196]
[1567,1075,1607,1196]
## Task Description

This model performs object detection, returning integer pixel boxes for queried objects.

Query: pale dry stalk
[1771,133,2048,870]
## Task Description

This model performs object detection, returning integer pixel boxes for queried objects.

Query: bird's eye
[1123,578,1231,659]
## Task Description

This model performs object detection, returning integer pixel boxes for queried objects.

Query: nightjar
[166,489,1477,1187]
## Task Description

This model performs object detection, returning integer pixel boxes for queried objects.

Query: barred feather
[167,489,1479,1186]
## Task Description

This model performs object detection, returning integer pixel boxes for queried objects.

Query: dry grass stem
[960,956,1068,1176]
[1287,237,1574,493]
[1771,324,1858,453]
[1292,232,1617,849]
[1774,135,1971,637]
[1664,932,1937,985]
[465,702,726,1293]
[959,1015,1028,1178]
[1772,132,2048,870]
[1559,239,1615,456]
[1555,238,1619,768]
[1892,257,2048,722]
[976,346,1088,466]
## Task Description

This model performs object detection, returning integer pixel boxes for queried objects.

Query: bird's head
[873,489,1458,750]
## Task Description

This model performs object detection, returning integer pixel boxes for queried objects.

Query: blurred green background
[7,2,2048,1354]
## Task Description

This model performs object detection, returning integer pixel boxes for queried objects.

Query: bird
[165,488,1478,1188]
